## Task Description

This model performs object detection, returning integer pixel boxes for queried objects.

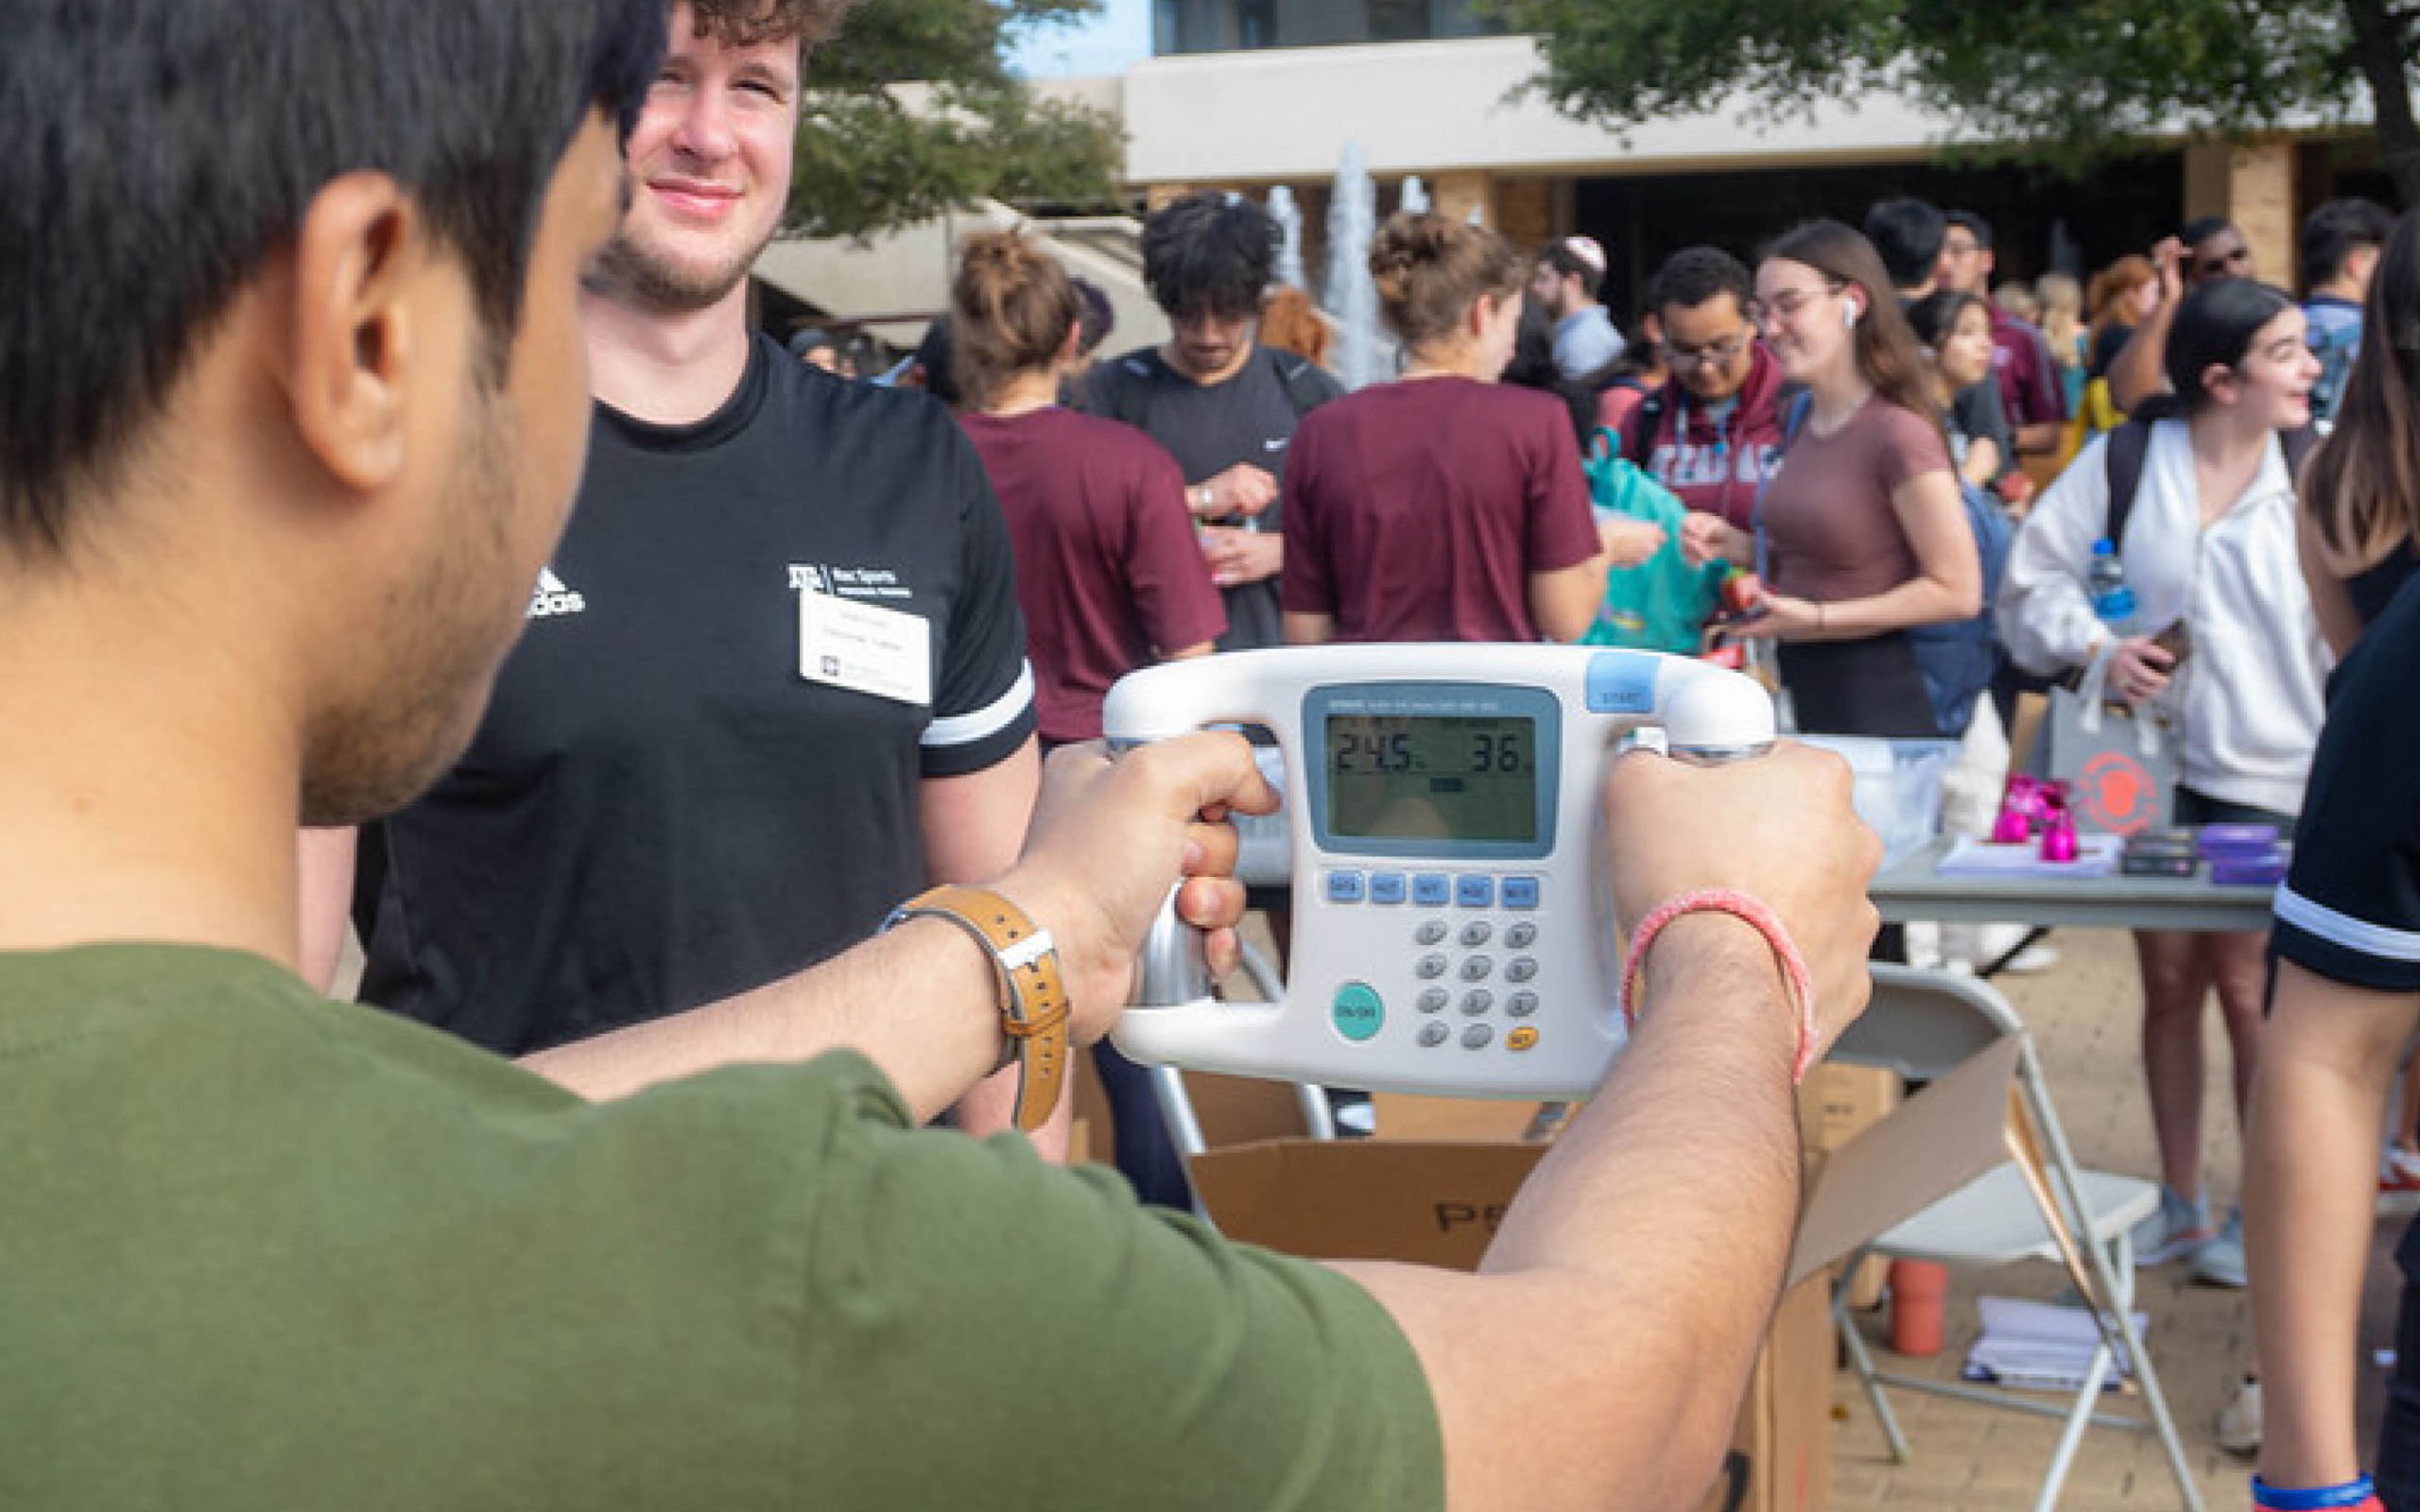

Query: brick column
[1430,169,1497,229]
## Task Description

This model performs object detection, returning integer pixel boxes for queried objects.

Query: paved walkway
[1827,927,2408,1512]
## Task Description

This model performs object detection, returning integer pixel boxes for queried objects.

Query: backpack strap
[1750,390,1813,585]
[2100,417,2153,548]
[1624,389,1668,467]
[1270,349,1336,421]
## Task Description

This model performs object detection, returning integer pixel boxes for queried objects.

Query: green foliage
[1491,0,2401,180]
[785,0,1127,240]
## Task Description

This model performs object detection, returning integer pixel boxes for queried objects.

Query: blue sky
[1008,0,1153,77]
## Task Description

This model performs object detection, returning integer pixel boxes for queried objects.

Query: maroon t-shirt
[1761,397,1953,604]
[959,406,1226,744]
[1281,377,1601,642]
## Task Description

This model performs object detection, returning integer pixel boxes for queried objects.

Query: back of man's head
[2301,198,2396,293]
[1538,237,1607,301]
[1863,198,1946,291]
[1142,193,1279,322]
[1647,247,1752,320]
[0,0,664,560]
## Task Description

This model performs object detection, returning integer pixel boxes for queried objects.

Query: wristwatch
[883,885,1070,1132]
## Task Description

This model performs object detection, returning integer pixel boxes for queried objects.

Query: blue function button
[1323,870,1366,904]
[1330,982,1385,1042]
[1368,871,1408,905]
[1455,874,1495,909]
[1412,873,1451,907]
[1585,650,1659,714]
[1500,876,1542,911]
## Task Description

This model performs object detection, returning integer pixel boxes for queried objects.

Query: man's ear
[283,173,424,493]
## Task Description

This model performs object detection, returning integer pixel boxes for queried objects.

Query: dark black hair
[1499,300,1597,451]
[1863,198,1947,289]
[1142,193,1278,321]
[2301,198,2396,291]
[2164,278,2296,409]
[1646,247,1753,319]
[2181,216,2240,251]
[1,0,663,556]
[910,318,961,406]
[1906,288,1989,352]
[1945,210,1993,251]
[1070,276,1116,355]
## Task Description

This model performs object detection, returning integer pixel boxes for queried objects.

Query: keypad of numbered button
[1460,956,1494,982]
[1417,954,1448,980]
[1415,919,1448,947]
[1461,1023,1495,1049]
[1417,988,1449,1014]
[1461,989,1493,1016]
[1506,921,1537,950]
[1508,991,1540,1018]
[1460,921,1492,948]
[1419,1022,1450,1048]
[1506,958,1538,984]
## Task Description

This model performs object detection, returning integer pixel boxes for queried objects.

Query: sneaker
[2217,1376,2261,1456]
[2192,1208,2247,1288]
[2132,1186,2215,1266]
[2001,942,2061,974]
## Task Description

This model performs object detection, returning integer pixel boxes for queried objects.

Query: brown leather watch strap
[885,885,1069,1133]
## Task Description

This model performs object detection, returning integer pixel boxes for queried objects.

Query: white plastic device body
[1105,644,1775,1099]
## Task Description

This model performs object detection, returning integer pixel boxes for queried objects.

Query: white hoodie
[1996,419,2329,816]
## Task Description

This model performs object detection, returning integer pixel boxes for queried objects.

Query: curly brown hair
[685,0,853,48]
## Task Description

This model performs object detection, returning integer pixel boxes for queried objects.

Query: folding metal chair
[1827,963,2204,1512]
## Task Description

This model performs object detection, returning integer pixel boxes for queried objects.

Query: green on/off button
[1331,982,1385,1042]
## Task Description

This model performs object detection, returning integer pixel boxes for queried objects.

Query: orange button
[1507,1026,1539,1052]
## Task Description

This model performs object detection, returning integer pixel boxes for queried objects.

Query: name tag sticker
[800,589,931,706]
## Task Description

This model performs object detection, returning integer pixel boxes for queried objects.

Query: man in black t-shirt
[2248,578,2420,1508]
[1079,192,1342,653]
[314,0,1048,1146]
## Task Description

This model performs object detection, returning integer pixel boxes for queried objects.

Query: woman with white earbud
[1680,218,1980,738]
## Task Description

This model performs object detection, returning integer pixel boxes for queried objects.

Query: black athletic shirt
[2272,575,2420,1280]
[358,335,1035,1054]
[1079,344,1342,651]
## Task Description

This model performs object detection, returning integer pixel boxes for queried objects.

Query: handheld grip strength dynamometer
[1106,645,1775,1100]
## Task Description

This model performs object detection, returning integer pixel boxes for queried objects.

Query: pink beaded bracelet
[1621,888,1819,1083]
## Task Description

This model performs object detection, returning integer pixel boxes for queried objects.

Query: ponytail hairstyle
[949,228,1082,411]
[2162,277,2293,412]
[1367,213,1525,356]
[2304,210,2420,560]
[1763,218,1944,436]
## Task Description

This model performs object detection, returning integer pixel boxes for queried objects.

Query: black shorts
[2170,785,2297,832]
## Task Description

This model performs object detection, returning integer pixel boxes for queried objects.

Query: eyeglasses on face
[1664,330,1752,368]
[1755,283,1843,329]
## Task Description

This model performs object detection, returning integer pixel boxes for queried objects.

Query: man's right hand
[995,734,1279,1043]
[1600,741,1881,1057]
[1192,463,1279,520]
[2150,235,2186,305]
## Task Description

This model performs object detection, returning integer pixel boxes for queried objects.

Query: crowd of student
[893,181,2420,1510]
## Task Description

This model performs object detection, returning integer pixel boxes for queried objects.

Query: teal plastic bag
[1579,428,1724,653]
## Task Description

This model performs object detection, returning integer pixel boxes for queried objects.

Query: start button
[1330,982,1385,1042]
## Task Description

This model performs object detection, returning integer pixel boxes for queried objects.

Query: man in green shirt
[0,0,1886,1508]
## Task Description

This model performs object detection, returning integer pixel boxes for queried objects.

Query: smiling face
[2215,306,2321,432]
[1754,257,1854,387]
[588,4,799,315]
[1659,290,1755,403]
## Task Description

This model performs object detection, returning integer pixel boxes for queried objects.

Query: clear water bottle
[2086,538,2136,636]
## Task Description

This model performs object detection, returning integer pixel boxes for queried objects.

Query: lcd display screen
[1324,714,1538,842]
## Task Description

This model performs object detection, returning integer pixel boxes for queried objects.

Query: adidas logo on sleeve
[527,566,586,619]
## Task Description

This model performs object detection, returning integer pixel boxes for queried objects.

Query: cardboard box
[1183,1040,2017,1512]
[1800,1063,1904,1310]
